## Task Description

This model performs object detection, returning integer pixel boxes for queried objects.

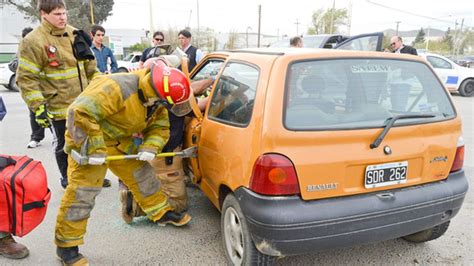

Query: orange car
[184,47,468,264]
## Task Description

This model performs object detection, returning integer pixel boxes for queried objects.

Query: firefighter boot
[119,189,146,224]
[156,210,192,227]
[56,246,88,266]
[0,234,29,259]
[119,189,134,224]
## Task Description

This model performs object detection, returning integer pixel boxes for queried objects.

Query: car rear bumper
[236,170,468,257]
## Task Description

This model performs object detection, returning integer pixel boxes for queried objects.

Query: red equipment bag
[0,155,51,237]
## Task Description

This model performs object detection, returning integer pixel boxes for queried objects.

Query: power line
[365,0,458,24]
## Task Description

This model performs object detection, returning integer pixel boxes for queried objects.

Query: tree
[309,8,348,34]
[413,28,425,45]
[458,28,474,55]
[6,0,114,30]
[442,27,454,50]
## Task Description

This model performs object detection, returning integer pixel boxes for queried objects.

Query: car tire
[8,74,19,92]
[221,193,277,266]
[459,79,474,97]
[117,68,129,73]
[401,221,450,243]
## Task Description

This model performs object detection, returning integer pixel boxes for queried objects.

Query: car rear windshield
[284,58,456,130]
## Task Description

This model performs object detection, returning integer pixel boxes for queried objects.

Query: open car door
[183,55,226,183]
[334,32,384,51]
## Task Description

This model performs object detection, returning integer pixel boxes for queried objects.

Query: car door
[183,55,227,183]
[425,55,459,90]
[334,32,384,51]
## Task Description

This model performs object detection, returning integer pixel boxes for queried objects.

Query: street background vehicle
[116,52,142,72]
[420,52,474,97]
[456,55,474,68]
[0,63,18,92]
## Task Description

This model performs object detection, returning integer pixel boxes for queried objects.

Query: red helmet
[150,60,192,116]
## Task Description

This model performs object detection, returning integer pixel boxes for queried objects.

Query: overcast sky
[103,0,473,36]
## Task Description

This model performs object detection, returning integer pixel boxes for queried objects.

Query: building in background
[0,1,39,62]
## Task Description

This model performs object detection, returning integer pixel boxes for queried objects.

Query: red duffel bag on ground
[0,155,51,237]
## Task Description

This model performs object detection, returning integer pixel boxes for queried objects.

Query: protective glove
[35,104,53,128]
[137,151,156,161]
[88,156,106,165]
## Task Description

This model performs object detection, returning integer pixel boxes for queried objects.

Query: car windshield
[270,36,327,48]
[284,58,456,130]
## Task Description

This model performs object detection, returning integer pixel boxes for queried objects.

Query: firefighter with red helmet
[54,59,192,265]
[118,57,215,224]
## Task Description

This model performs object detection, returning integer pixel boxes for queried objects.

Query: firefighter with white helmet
[55,59,192,266]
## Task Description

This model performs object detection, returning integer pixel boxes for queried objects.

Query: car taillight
[249,154,300,196]
[450,136,465,173]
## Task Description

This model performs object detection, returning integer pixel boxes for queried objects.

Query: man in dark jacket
[177,29,203,72]
[390,36,418,55]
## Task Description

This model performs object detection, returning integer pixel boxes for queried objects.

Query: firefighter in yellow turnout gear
[16,0,107,190]
[55,59,192,266]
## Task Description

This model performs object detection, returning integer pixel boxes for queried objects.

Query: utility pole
[246,26,252,48]
[89,0,95,24]
[196,0,200,47]
[187,10,193,28]
[148,0,154,35]
[329,0,335,34]
[295,19,300,36]
[425,26,431,50]
[452,20,458,57]
[454,18,464,59]
[257,5,261,48]
[395,21,401,35]
[347,0,353,35]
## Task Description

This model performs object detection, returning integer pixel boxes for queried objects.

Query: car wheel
[117,67,129,73]
[402,221,450,243]
[8,74,19,92]
[221,194,276,266]
[459,79,474,97]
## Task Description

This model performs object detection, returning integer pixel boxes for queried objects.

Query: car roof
[219,47,427,63]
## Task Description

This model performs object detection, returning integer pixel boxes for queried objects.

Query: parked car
[116,52,142,73]
[183,44,468,264]
[456,55,474,68]
[420,52,474,97]
[0,63,18,91]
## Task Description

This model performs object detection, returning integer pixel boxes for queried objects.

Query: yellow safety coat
[65,69,170,157]
[16,20,98,119]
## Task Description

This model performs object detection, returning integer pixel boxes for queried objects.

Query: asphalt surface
[0,88,472,265]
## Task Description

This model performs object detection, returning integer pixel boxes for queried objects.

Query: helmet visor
[169,95,193,117]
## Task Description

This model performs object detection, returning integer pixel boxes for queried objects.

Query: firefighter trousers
[54,146,172,248]
[149,153,187,213]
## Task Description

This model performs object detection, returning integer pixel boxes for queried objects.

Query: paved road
[0,88,472,265]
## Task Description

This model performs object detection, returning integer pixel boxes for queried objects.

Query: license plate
[365,161,408,188]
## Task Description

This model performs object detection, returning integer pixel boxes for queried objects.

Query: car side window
[208,62,259,127]
[191,59,225,82]
[132,55,140,63]
[336,36,379,51]
[427,56,452,69]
